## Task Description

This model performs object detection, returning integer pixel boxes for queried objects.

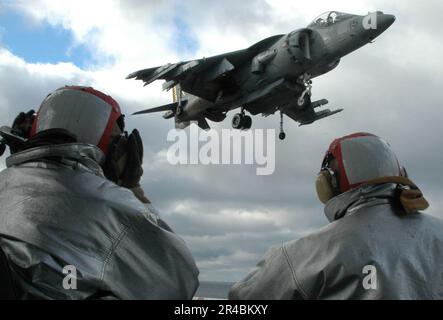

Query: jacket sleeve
[101,207,199,300]
[228,245,307,300]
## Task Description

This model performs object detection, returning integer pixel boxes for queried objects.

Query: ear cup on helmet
[316,169,338,204]
[316,171,334,204]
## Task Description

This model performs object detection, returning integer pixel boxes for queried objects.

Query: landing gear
[243,115,252,130]
[297,73,312,108]
[232,109,252,130]
[232,113,243,129]
[279,111,286,140]
[176,84,184,116]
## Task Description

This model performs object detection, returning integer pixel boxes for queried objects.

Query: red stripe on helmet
[30,112,38,137]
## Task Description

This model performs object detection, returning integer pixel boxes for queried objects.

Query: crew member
[229,132,443,299]
[0,86,199,299]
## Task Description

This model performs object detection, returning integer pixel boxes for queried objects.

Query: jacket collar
[324,183,397,222]
[6,143,105,176]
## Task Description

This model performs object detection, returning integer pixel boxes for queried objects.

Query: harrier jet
[128,11,395,140]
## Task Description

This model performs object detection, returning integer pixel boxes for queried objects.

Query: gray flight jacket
[0,143,199,299]
[229,184,443,299]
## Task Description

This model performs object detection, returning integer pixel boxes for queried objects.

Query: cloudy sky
[0,0,442,282]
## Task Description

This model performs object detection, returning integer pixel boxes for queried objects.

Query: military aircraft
[127,11,395,140]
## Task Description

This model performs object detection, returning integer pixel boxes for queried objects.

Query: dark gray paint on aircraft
[128,11,395,139]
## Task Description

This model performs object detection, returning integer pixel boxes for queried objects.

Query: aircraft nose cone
[379,14,396,30]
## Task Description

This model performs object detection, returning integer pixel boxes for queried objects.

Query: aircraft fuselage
[178,11,395,122]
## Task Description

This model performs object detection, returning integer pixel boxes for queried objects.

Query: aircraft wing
[127,34,284,101]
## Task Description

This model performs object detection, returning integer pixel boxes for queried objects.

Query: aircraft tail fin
[133,85,210,130]
[133,84,188,116]
[132,101,186,115]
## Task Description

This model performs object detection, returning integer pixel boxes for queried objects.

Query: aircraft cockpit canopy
[308,11,351,28]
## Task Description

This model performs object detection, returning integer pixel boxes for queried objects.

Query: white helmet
[316,132,401,203]
[31,86,123,153]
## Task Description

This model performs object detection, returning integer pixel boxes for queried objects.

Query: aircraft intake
[287,29,312,63]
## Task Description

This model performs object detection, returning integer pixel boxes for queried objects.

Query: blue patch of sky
[171,13,199,56]
[0,8,93,68]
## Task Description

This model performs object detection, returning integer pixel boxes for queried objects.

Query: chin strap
[360,176,429,215]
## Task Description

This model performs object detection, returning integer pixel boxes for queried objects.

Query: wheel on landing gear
[232,113,245,129]
[279,132,286,140]
[242,116,252,130]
